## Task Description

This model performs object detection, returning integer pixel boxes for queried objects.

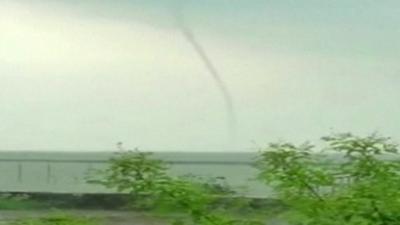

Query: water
[0,151,271,198]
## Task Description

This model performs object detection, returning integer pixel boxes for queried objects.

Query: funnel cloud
[175,10,237,144]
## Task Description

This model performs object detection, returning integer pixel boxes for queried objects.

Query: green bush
[90,149,263,225]
[91,133,400,224]
[87,149,170,210]
[255,133,400,225]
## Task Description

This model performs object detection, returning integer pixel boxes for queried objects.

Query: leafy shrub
[178,174,236,195]
[91,149,263,225]
[256,133,400,225]
[88,150,169,195]
[87,149,170,209]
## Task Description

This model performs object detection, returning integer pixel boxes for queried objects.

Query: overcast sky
[1,1,400,151]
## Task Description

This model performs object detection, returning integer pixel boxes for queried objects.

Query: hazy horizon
[1,1,400,151]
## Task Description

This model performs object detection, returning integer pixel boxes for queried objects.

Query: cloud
[1,1,400,151]
[0,2,189,71]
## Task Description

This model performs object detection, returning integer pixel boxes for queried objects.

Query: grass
[0,193,130,210]
[140,197,286,224]
[0,193,286,225]
[9,213,99,225]
[0,194,48,210]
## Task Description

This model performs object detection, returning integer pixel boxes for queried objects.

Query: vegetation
[87,150,170,210]
[256,133,400,225]
[0,193,134,210]
[91,133,400,225]
[3,132,399,225]
[0,194,48,210]
[90,149,263,225]
[10,214,97,225]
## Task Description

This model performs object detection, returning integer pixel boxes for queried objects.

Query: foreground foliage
[256,133,400,225]
[10,214,97,225]
[90,150,263,225]
[89,132,400,225]
[0,194,48,210]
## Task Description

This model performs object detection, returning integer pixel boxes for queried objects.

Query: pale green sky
[1,1,400,151]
